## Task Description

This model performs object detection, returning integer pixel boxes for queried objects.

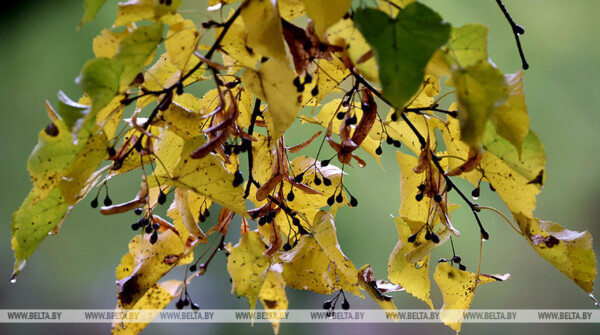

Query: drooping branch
[495,0,529,70]
[350,69,489,239]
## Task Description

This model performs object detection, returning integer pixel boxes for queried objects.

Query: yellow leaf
[259,264,288,334]
[514,214,596,293]
[358,264,401,315]
[387,113,439,155]
[445,23,489,67]
[388,217,434,308]
[93,29,129,58]
[279,0,305,21]
[434,262,509,333]
[112,280,182,335]
[227,231,271,309]
[217,8,260,69]
[279,211,362,296]
[377,0,415,17]
[396,151,433,220]
[114,0,181,27]
[326,17,379,82]
[242,59,301,140]
[479,151,539,217]
[166,19,200,72]
[278,156,345,239]
[241,0,287,62]
[155,102,207,140]
[451,60,508,147]
[155,136,247,215]
[116,230,185,308]
[303,0,351,39]
[138,53,205,109]
[489,71,530,156]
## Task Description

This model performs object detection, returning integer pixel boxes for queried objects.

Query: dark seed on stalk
[233,170,244,187]
[424,231,432,241]
[175,300,184,310]
[149,231,158,244]
[323,300,332,310]
[283,243,292,251]
[131,222,141,231]
[203,208,210,218]
[294,173,304,183]
[145,225,153,234]
[438,258,447,263]
[323,178,332,186]
[415,192,424,202]
[393,140,402,148]
[337,112,346,120]
[103,196,113,207]
[407,234,417,243]
[191,303,200,310]
[452,255,462,263]
[287,191,295,202]
[459,264,467,271]
[430,233,440,243]
[158,191,167,205]
[386,137,394,145]
[321,159,330,167]
[336,193,344,203]
[350,196,358,207]
[434,194,442,203]
[314,176,322,185]
[311,86,319,97]
[375,146,383,155]
[342,300,350,310]
[472,187,480,199]
[327,195,335,206]
[134,208,143,215]
[189,264,197,272]
[90,198,99,208]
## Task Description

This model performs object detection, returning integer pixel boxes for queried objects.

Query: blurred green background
[1,0,599,334]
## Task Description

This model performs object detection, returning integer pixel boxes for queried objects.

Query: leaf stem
[475,205,523,235]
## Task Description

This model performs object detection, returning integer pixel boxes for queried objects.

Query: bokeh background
[1,0,599,334]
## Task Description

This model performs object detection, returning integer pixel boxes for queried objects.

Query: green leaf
[11,187,70,281]
[11,113,108,279]
[227,231,271,310]
[76,57,123,113]
[514,213,596,293]
[115,23,164,86]
[57,91,90,132]
[80,0,108,28]
[451,59,508,147]
[354,3,451,110]
[482,122,546,186]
